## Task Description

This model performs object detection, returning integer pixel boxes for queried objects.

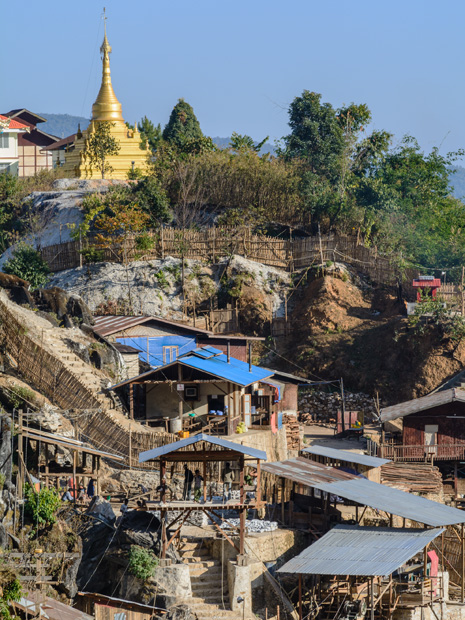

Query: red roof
[0,114,29,130]
[412,278,441,288]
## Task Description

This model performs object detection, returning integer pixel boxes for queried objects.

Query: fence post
[79,231,83,268]
[161,227,165,259]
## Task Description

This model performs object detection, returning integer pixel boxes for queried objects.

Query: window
[0,134,10,149]
[162,345,178,364]
[185,386,199,400]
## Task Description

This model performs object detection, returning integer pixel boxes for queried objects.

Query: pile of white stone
[220,519,278,533]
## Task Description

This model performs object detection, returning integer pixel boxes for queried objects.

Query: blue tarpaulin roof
[278,524,444,577]
[110,347,273,389]
[139,433,267,463]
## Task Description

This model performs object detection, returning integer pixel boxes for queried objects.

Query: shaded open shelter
[262,456,465,603]
[139,433,267,558]
[278,524,445,620]
[302,445,390,482]
[17,418,124,501]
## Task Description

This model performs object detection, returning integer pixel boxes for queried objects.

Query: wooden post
[256,460,261,505]
[281,478,285,525]
[298,574,302,620]
[72,450,77,504]
[370,577,374,620]
[239,455,245,555]
[462,523,465,602]
[161,508,167,559]
[203,460,207,503]
[129,384,134,420]
[340,378,346,433]
[17,410,24,502]
[96,456,101,496]
[178,366,183,427]
[128,421,132,469]
[45,444,49,488]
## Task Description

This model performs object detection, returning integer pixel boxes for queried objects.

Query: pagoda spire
[91,8,124,122]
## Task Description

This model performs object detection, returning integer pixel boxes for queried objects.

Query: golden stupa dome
[91,20,123,122]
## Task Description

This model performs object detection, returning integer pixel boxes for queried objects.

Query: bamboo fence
[0,296,178,467]
[39,227,464,305]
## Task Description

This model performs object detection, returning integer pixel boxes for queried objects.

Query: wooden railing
[380,443,465,462]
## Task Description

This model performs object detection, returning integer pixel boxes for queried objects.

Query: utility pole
[340,378,346,433]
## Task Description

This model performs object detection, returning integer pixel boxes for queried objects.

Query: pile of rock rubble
[298,389,380,425]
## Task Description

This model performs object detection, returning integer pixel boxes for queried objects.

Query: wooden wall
[403,402,465,446]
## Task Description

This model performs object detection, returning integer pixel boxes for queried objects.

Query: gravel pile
[220,519,278,533]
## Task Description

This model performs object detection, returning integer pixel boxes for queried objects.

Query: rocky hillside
[271,266,465,404]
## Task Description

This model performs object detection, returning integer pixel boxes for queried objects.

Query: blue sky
[3,0,465,155]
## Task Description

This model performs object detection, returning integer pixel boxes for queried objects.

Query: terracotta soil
[279,274,465,404]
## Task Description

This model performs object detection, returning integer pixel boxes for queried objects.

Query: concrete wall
[227,426,288,462]
[207,528,309,613]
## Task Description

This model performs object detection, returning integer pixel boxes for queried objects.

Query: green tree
[3,244,50,289]
[138,116,163,152]
[162,99,204,149]
[132,177,171,226]
[282,91,345,179]
[229,132,270,154]
[84,121,121,179]
[24,484,61,532]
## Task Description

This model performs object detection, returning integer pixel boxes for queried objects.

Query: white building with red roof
[0,114,29,175]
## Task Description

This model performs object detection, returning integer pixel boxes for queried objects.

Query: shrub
[135,233,155,251]
[8,385,35,409]
[0,571,22,620]
[128,545,159,581]
[3,244,50,290]
[80,247,105,263]
[24,484,61,532]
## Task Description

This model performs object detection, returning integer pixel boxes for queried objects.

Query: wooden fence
[40,228,462,298]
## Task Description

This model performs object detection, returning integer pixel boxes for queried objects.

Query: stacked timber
[380,462,443,495]
[283,414,301,451]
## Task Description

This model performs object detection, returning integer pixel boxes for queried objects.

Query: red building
[380,388,465,462]
[412,275,441,302]
[1,110,58,176]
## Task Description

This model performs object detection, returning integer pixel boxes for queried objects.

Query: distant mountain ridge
[39,113,90,138]
[38,113,276,154]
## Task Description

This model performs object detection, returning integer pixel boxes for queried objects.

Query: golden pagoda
[61,14,150,179]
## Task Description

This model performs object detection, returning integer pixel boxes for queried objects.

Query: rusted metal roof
[22,428,125,461]
[13,592,93,620]
[302,445,390,467]
[139,432,267,462]
[381,388,465,422]
[262,457,465,526]
[93,315,157,336]
[278,524,444,577]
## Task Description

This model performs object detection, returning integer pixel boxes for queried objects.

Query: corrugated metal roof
[302,445,390,467]
[278,524,443,577]
[381,388,465,422]
[139,433,267,463]
[262,457,465,526]
[93,315,213,337]
[179,348,273,386]
[22,429,125,461]
[14,592,93,620]
[111,347,273,389]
